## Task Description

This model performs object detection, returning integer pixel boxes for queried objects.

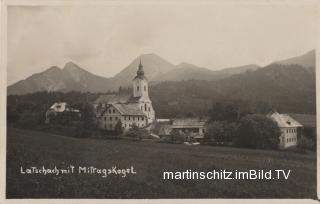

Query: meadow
[6,128,317,198]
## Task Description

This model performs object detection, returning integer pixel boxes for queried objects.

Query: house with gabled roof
[170,117,209,140]
[94,59,155,131]
[268,112,303,149]
[45,102,81,124]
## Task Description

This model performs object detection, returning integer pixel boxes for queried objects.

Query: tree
[126,123,142,140]
[235,114,280,149]
[170,129,186,144]
[205,121,238,144]
[75,103,95,138]
[209,100,252,122]
[114,120,123,136]
[16,110,43,129]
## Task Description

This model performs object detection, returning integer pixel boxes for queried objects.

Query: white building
[157,118,209,140]
[45,102,81,123]
[94,59,155,131]
[269,112,303,149]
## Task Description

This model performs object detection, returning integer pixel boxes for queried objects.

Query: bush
[16,110,44,129]
[125,124,149,140]
[114,120,124,136]
[205,121,238,145]
[298,135,316,151]
[74,103,95,138]
[167,129,186,144]
[235,114,281,149]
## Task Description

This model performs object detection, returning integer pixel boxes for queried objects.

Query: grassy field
[6,128,317,198]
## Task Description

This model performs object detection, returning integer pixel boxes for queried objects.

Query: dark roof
[171,117,209,128]
[288,113,316,128]
[94,94,133,104]
[269,112,303,128]
[112,103,146,116]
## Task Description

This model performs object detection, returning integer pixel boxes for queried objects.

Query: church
[93,59,155,131]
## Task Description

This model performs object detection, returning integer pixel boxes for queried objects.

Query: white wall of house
[99,106,121,131]
[279,127,298,149]
[121,115,148,131]
[99,105,148,131]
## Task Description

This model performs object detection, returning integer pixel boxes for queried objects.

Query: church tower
[132,58,155,123]
[133,58,149,99]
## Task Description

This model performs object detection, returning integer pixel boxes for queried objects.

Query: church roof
[94,94,133,104]
[133,58,148,80]
[112,103,146,116]
[269,112,303,128]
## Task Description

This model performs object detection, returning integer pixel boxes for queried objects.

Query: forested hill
[7,62,315,119]
[150,63,315,118]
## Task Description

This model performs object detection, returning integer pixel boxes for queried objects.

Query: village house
[94,59,155,132]
[45,102,81,124]
[171,117,209,141]
[157,118,209,141]
[269,112,303,149]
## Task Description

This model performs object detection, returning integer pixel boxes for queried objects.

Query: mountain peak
[46,66,61,72]
[140,53,159,58]
[63,61,80,70]
[273,49,315,68]
[176,62,197,68]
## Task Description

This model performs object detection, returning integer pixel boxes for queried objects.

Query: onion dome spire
[137,57,144,77]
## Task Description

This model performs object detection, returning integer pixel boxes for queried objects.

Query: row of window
[141,104,151,112]
[286,137,297,143]
[104,122,145,129]
[123,123,144,128]
[108,109,116,114]
[103,116,145,121]
[286,128,297,134]
[104,116,119,121]
[124,116,145,121]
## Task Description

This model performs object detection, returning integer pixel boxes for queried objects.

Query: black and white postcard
[1,0,319,203]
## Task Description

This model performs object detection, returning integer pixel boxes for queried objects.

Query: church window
[110,117,112,121]
[142,117,144,121]
[113,109,115,114]
[138,117,140,121]
[137,86,139,91]
[129,116,131,120]
[109,109,111,114]
[145,104,147,111]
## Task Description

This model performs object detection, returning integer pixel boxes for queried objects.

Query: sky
[7,2,317,85]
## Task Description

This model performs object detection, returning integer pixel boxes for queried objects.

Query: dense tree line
[150,64,315,118]
[7,91,100,137]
